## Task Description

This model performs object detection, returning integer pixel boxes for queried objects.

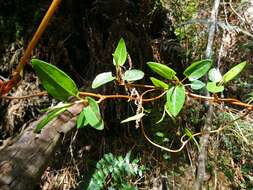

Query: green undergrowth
[81,152,145,190]
[211,111,253,189]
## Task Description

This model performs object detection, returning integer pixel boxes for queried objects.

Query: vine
[1,38,250,153]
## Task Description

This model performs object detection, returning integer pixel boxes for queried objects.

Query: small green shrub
[87,152,144,190]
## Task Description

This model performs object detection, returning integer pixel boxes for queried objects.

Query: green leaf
[208,68,222,82]
[39,102,71,113]
[121,113,145,123]
[163,153,171,160]
[123,69,144,82]
[248,91,253,97]
[156,107,166,124]
[184,128,200,151]
[77,108,88,129]
[206,82,224,93]
[93,120,104,131]
[150,77,168,89]
[92,72,115,89]
[84,97,104,130]
[83,106,100,126]
[113,38,127,66]
[166,85,186,117]
[223,61,246,83]
[34,106,68,133]
[155,132,165,138]
[164,105,176,122]
[147,62,177,80]
[183,59,212,81]
[190,80,205,90]
[31,59,78,101]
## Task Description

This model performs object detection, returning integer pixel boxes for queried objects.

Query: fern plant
[87,152,144,190]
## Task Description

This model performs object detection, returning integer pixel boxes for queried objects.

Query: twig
[79,90,167,102]
[2,90,253,110]
[139,88,192,153]
[0,0,62,96]
[140,119,191,153]
[1,88,250,154]
[140,107,251,154]
[1,92,48,99]
[194,0,221,189]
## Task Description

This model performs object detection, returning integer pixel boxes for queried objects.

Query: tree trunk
[0,102,84,190]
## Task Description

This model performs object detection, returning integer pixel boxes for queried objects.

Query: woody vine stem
[0,0,61,95]
[1,83,252,153]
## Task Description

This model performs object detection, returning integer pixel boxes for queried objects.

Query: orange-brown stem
[2,90,253,111]
[79,90,165,102]
[1,0,62,96]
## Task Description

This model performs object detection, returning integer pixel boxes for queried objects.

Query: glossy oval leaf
[123,69,144,82]
[206,82,224,93]
[113,38,127,66]
[77,108,88,129]
[83,106,100,126]
[223,61,246,83]
[92,72,115,89]
[183,59,212,81]
[31,59,78,101]
[166,85,185,117]
[93,120,104,131]
[121,113,145,123]
[147,62,177,80]
[164,105,175,122]
[190,80,205,90]
[34,106,68,133]
[208,68,222,82]
[84,97,104,130]
[150,77,168,89]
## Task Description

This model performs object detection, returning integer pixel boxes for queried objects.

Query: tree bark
[194,0,220,189]
[0,102,84,190]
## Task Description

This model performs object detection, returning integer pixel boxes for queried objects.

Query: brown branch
[1,90,253,110]
[0,0,62,96]
[79,90,166,102]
